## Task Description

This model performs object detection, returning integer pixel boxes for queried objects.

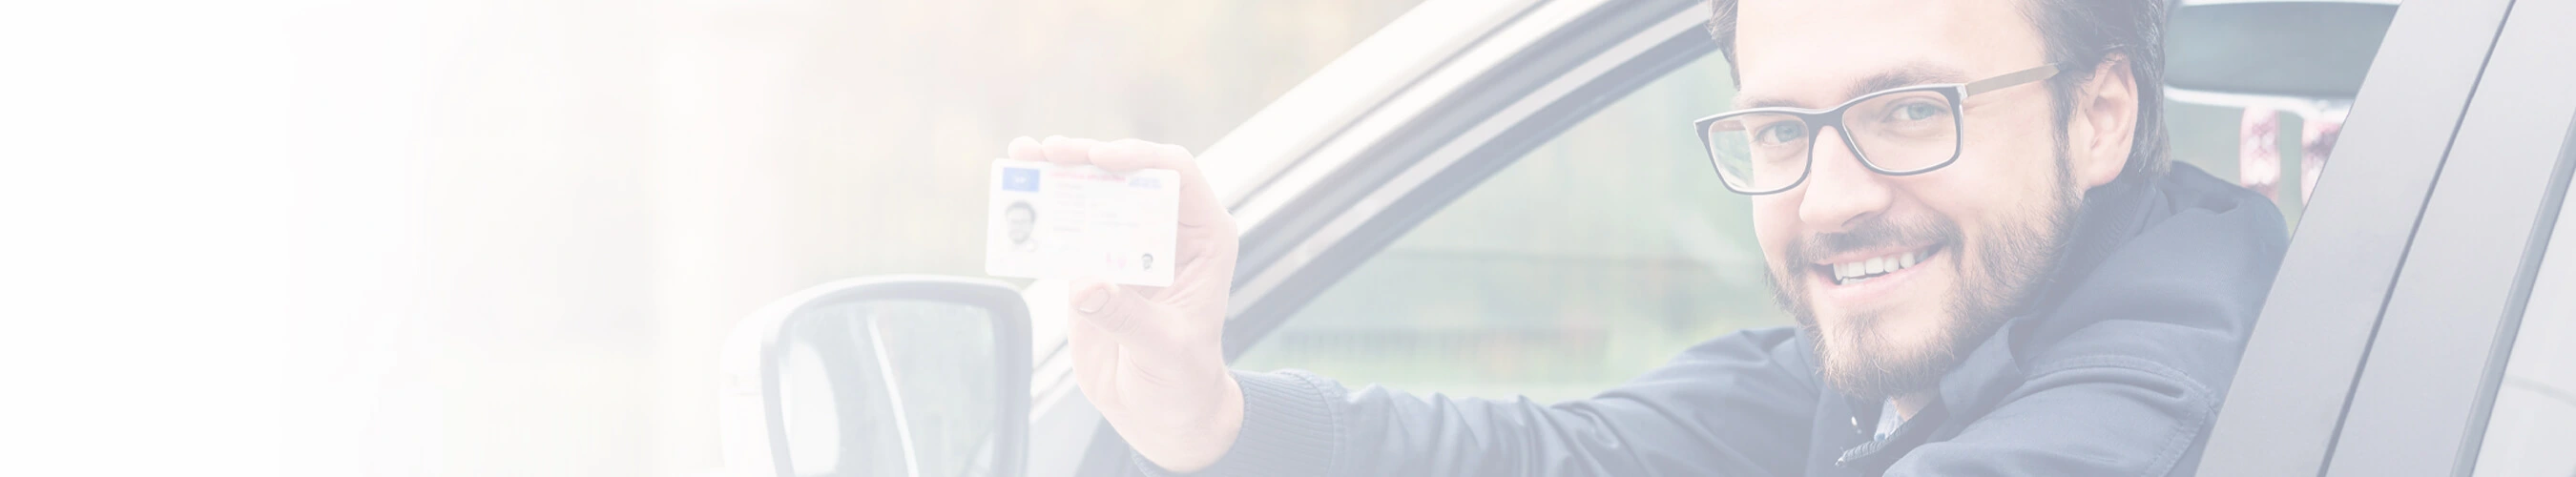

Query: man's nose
[1797,127,1895,231]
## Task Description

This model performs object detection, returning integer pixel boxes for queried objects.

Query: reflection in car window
[2469,148,2576,477]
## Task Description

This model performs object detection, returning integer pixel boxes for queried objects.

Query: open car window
[1232,52,1766,401]
[1232,2,2383,402]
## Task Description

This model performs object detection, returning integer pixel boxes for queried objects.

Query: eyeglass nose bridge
[1805,110,1878,175]
[1763,107,1892,196]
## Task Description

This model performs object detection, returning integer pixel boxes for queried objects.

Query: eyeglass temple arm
[1963,64,2061,96]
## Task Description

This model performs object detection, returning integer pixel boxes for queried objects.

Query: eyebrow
[1731,63,1973,110]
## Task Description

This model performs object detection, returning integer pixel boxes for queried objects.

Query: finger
[1007,136,1046,161]
[1089,139,1231,232]
[1087,139,1195,174]
[1070,279,1143,334]
[1042,135,1103,166]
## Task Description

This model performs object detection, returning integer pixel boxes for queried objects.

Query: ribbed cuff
[1133,370,1341,477]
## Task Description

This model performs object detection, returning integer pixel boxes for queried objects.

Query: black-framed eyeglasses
[1693,64,2063,195]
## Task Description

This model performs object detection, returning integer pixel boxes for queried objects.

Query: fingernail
[1076,286,1111,313]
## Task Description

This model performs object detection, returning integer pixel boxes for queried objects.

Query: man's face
[1732,0,2086,399]
[1007,205,1036,243]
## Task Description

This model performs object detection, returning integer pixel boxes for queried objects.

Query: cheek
[1957,102,2064,185]
[1921,115,2062,224]
[1748,196,1801,261]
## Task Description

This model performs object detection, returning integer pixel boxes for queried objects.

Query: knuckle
[1083,298,1136,332]
[1109,139,1153,158]
[1091,312,1132,334]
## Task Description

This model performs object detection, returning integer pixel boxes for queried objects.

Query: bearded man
[1008,0,2288,474]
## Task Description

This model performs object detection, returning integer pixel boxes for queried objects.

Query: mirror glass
[777,300,999,477]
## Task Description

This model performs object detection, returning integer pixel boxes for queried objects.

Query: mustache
[1783,216,1963,272]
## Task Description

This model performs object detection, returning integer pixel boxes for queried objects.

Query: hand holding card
[1000,136,1246,473]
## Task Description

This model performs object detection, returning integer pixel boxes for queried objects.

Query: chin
[1809,307,1967,400]
[1772,257,2002,399]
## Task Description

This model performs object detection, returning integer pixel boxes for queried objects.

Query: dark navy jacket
[1143,164,2289,476]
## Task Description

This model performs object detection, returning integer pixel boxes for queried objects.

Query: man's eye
[1755,122,1807,145]
[1888,102,1947,122]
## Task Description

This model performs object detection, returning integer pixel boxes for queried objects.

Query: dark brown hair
[1705,0,2172,177]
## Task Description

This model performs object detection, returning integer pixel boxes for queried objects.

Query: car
[716,0,2576,475]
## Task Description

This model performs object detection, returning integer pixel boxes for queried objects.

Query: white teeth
[1832,250,1930,284]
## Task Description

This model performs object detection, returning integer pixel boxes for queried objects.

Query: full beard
[1766,159,2080,401]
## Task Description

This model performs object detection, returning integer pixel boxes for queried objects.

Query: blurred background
[276,1,1421,476]
[0,1,2320,476]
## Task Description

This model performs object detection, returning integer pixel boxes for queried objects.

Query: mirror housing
[718,276,1030,477]
[2165,0,2397,117]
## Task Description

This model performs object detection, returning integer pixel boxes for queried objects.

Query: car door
[1040,0,2480,476]
[747,0,2534,474]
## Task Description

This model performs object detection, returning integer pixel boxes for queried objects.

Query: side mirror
[719,276,1030,477]
[2165,0,2397,116]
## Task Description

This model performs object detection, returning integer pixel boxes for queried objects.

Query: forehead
[1731,0,2047,108]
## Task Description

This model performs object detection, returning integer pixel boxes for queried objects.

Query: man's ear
[2069,54,2139,189]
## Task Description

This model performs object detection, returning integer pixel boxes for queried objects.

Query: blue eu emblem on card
[1002,167,1041,192]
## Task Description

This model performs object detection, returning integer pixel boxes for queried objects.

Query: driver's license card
[985,159,1178,287]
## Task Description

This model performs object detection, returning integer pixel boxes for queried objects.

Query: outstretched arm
[1145,327,1819,477]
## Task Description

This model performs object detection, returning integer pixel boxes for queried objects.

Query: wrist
[1143,372,1243,473]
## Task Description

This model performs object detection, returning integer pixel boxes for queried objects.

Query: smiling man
[1010,0,2288,475]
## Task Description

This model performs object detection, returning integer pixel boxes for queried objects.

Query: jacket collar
[1829,169,2166,473]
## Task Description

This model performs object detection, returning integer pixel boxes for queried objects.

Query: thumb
[1070,279,1161,335]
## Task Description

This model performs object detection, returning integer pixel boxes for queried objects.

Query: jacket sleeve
[1134,326,1818,477]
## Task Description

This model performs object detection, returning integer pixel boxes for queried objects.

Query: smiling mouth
[1820,244,1943,286]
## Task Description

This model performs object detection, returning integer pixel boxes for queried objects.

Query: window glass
[2469,150,2576,477]
[1236,5,2377,402]
[2165,102,2337,231]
